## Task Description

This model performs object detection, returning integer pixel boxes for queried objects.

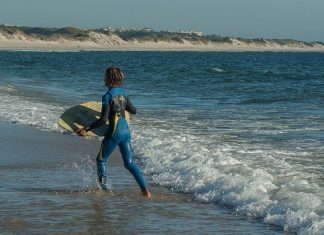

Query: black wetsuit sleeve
[126,97,136,114]
[85,99,110,132]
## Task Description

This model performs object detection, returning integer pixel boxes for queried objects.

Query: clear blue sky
[1,0,323,42]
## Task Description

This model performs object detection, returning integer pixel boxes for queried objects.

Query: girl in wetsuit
[77,66,151,198]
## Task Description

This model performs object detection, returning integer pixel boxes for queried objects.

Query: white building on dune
[179,30,203,36]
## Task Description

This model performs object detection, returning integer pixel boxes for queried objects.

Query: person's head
[105,66,124,87]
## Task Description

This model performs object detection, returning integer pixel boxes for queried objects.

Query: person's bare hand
[76,128,87,136]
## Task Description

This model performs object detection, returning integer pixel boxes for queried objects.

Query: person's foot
[98,176,108,191]
[100,183,108,192]
[142,190,151,198]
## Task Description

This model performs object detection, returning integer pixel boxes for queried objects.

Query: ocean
[0,51,323,234]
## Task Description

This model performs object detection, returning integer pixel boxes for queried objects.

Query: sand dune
[1,30,324,52]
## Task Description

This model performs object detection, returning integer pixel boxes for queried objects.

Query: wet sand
[0,122,284,234]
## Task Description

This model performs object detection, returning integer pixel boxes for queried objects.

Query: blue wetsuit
[85,87,147,192]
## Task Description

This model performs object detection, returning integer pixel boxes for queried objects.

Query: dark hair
[105,66,124,87]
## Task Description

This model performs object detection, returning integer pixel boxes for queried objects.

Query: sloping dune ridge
[1,26,324,51]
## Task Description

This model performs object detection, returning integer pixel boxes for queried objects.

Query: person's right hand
[76,128,87,136]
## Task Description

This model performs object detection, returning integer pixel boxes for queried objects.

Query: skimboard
[58,101,130,137]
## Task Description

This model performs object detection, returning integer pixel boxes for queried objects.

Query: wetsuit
[85,87,147,192]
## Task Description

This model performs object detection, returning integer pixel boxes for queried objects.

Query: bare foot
[143,190,152,198]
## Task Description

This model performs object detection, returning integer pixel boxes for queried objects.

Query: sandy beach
[1,31,324,52]
[0,121,283,234]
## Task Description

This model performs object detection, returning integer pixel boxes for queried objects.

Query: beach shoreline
[0,121,283,234]
[1,34,324,52]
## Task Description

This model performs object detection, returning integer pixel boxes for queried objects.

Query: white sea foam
[131,118,324,234]
[211,67,225,72]
[0,85,65,132]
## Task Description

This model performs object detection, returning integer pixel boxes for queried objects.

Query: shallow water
[0,123,282,234]
[0,51,324,234]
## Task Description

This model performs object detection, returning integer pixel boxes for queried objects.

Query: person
[77,66,151,198]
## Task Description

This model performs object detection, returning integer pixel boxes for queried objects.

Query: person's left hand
[76,128,87,136]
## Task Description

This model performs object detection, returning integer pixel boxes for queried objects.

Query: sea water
[0,51,323,234]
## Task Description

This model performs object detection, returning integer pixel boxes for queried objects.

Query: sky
[0,0,323,42]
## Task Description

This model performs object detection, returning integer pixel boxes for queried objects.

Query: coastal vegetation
[0,24,323,47]
[0,25,89,41]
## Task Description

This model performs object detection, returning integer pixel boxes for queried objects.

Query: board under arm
[85,99,110,131]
